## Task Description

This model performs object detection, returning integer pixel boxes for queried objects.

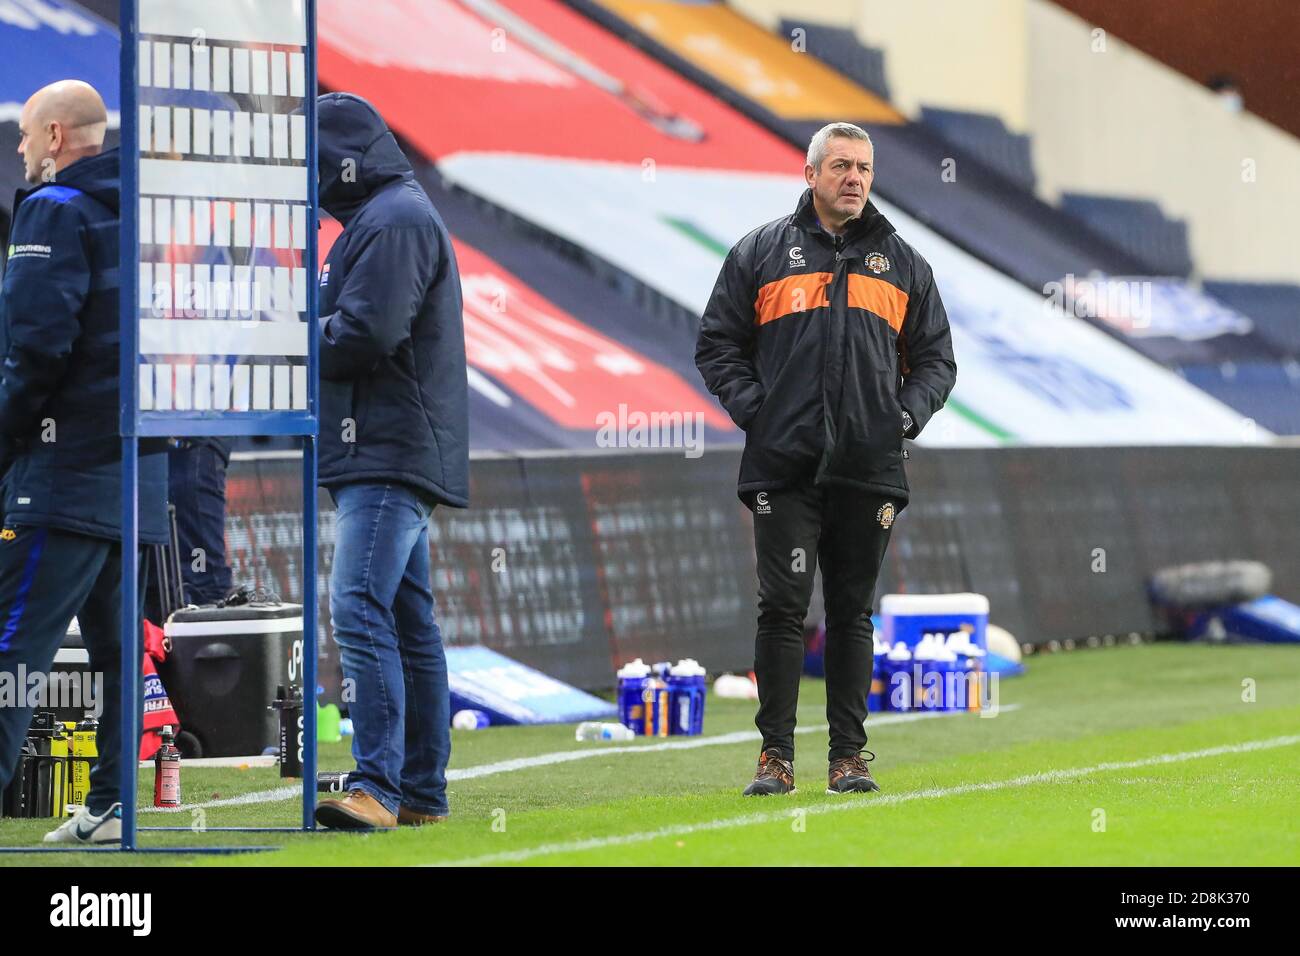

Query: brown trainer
[315,789,397,830]
[827,752,881,794]
[397,806,449,827]
[742,748,796,796]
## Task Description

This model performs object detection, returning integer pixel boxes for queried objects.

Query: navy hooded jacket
[316,93,469,508]
[0,147,168,544]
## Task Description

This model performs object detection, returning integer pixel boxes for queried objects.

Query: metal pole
[302,0,320,831]
[119,437,140,850]
[301,436,317,829]
[118,0,140,853]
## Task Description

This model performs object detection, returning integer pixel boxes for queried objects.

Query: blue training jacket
[316,93,469,508]
[0,147,168,544]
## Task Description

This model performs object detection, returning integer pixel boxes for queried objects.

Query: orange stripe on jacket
[847,274,908,333]
[754,273,831,326]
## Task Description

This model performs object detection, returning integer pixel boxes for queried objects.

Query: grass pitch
[2,642,1298,866]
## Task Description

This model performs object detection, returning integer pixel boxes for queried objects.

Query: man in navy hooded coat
[312,93,469,830]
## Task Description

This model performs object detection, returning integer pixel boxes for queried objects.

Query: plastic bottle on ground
[575,721,635,742]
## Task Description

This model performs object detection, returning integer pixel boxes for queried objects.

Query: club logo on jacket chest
[787,246,806,269]
[865,252,891,274]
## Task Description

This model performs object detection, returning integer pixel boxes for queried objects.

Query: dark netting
[225,446,1300,695]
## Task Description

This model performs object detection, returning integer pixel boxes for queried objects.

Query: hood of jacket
[25,146,120,215]
[317,92,413,225]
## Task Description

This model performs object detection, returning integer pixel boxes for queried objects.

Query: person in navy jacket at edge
[312,92,469,830]
[0,81,168,844]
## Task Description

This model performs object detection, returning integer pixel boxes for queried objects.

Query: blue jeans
[146,441,232,621]
[0,527,143,815]
[169,442,232,606]
[328,482,450,817]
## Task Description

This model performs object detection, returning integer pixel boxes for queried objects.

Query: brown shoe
[315,789,397,830]
[397,806,449,827]
[827,751,881,794]
[742,748,796,796]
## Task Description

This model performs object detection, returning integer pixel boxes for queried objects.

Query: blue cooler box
[880,594,989,712]
[881,593,989,653]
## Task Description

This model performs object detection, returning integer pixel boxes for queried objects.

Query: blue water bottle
[617,659,652,733]
[688,659,708,734]
[944,632,973,710]
[966,641,987,712]
[934,640,960,710]
[667,659,706,735]
[868,635,887,713]
[911,634,938,709]
[884,641,913,712]
[642,677,670,737]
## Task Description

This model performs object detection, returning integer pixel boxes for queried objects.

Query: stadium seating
[1067,277,1277,364]
[918,106,1037,192]
[312,178,740,454]
[1043,273,1299,432]
[1180,363,1300,435]
[407,164,740,451]
[5,0,1294,437]
[1203,281,1300,358]
[1059,193,1195,278]
[777,18,891,100]
[568,0,1300,434]
[317,0,1272,445]
[570,0,1163,290]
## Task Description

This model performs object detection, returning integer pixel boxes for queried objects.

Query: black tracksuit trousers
[750,481,897,763]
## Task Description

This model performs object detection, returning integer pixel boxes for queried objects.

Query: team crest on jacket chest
[865,252,891,274]
[876,502,896,529]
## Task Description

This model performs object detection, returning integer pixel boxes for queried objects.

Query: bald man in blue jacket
[0,80,167,843]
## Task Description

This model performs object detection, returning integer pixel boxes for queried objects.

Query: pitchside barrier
[224,444,1300,695]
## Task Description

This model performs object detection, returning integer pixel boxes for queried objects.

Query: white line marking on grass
[140,705,1021,812]
[431,733,1300,867]
[135,755,277,770]
[446,705,1017,781]
[141,785,301,813]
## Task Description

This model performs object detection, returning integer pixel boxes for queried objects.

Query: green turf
[2,642,1298,865]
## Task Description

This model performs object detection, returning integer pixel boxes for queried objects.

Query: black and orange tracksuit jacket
[696,188,957,504]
